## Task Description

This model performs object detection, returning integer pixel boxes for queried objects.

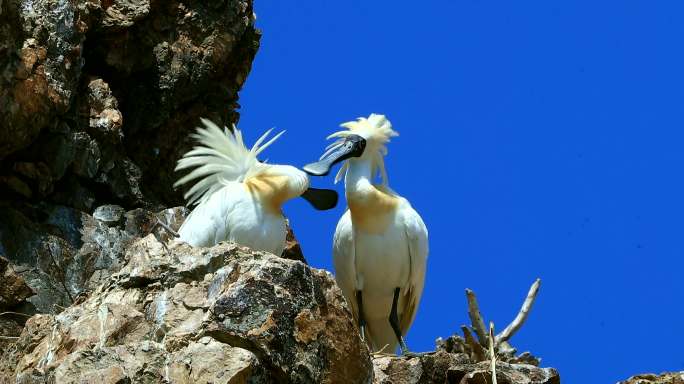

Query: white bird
[304,114,428,354]
[174,118,338,255]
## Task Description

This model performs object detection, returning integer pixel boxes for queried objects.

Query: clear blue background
[239,2,684,382]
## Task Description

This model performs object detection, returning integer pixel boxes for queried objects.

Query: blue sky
[239,1,684,382]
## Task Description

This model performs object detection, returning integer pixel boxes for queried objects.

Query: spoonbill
[304,114,428,354]
[174,118,338,255]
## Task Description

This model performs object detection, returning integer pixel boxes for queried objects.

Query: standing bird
[303,114,428,354]
[174,118,338,255]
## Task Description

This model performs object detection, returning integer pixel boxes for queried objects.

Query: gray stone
[92,204,125,226]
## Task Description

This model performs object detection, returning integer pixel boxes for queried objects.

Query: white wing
[332,210,360,319]
[177,184,243,247]
[400,203,428,334]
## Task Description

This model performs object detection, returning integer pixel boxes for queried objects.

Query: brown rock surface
[0,256,34,310]
[2,237,373,383]
[1,0,259,207]
[620,372,684,384]
[372,351,560,384]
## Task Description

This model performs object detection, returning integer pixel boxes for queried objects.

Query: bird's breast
[347,188,399,234]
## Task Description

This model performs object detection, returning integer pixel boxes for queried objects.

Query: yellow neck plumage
[244,174,291,215]
[345,159,399,234]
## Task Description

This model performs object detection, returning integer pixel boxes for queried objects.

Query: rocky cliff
[1,0,262,335]
[0,0,567,383]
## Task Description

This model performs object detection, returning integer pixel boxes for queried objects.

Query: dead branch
[0,312,31,318]
[465,288,488,345]
[461,325,486,361]
[489,322,498,384]
[496,278,541,344]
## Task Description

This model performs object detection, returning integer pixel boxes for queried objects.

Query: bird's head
[303,113,398,184]
[252,164,339,211]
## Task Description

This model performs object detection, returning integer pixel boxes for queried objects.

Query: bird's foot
[398,339,430,358]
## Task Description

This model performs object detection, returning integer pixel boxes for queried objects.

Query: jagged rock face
[372,351,560,384]
[620,372,684,384]
[2,238,373,383]
[0,256,34,310]
[0,203,188,315]
[0,255,35,352]
[0,0,259,207]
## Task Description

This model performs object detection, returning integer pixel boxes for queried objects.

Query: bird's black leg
[389,287,410,355]
[356,290,367,341]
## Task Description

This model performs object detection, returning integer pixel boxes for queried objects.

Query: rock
[282,223,306,263]
[12,162,53,197]
[372,351,560,384]
[69,131,101,179]
[0,175,32,198]
[50,175,97,212]
[619,372,684,384]
[0,314,55,381]
[0,0,88,159]
[0,256,34,310]
[6,237,373,383]
[85,78,123,144]
[0,255,35,362]
[0,203,185,315]
[92,204,125,226]
[1,0,259,207]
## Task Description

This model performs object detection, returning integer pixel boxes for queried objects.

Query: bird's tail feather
[174,118,284,206]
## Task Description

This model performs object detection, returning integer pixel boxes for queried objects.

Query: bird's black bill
[303,134,366,176]
[301,188,339,210]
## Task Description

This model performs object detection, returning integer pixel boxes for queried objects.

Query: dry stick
[489,322,498,384]
[461,325,486,361]
[465,288,488,345]
[496,278,541,344]
[0,336,19,341]
[0,312,32,318]
[152,218,180,238]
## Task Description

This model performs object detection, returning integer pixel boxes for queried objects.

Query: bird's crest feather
[174,118,283,206]
[327,113,398,185]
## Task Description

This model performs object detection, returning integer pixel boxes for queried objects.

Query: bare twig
[0,336,19,341]
[371,344,391,357]
[489,322,498,384]
[0,311,31,318]
[465,288,488,345]
[496,278,541,344]
[461,325,486,361]
[152,218,179,238]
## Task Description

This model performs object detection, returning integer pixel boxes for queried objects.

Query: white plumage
[174,118,311,255]
[308,114,429,354]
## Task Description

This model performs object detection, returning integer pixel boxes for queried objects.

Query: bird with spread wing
[174,118,338,255]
